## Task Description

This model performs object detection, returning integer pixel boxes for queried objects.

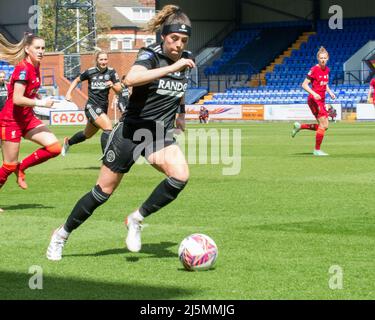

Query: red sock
[315,127,325,150]
[0,162,18,186]
[301,124,318,130]
[19,142,62,171]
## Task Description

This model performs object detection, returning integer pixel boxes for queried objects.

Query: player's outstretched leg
[46,184,111,261]
[125,177,188,252]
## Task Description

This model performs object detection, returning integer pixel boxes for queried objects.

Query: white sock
[57,225,70,238]
[130,209,144,222]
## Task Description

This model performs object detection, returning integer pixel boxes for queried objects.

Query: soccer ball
[178,233,218,271]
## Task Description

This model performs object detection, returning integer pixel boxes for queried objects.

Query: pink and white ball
[178,234,218,271]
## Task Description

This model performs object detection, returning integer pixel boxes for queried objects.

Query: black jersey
[0,82,8,110]
[80,67,120,108]
[124,43,193,130]
[117,85,129,113]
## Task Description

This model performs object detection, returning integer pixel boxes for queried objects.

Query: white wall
[320,0,375,19]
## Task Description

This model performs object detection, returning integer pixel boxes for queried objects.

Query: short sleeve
[79,69,90,82]
[133,49,157,70]
[12,65,29,83]
[306,67,315,81]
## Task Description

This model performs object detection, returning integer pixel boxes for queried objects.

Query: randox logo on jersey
[158,79,188,92]
[91,81,107,90]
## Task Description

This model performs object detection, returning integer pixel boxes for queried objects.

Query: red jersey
[307,64,330,100]
[0,59,40,122]
[371,78,375,100]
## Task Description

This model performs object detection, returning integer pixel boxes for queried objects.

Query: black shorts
[102,122,177,174]
[85,103,108,123]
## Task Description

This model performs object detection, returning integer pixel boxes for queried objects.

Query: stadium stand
[201,17,375,110]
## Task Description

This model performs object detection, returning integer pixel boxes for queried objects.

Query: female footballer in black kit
[47,5,196,260]
[62,51,122,156]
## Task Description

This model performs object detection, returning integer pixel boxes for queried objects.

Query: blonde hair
[94,50,108,63]
[317,46,329,59]
[143,5,191,33]
[0,33,42,66]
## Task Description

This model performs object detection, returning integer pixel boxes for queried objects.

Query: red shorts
[0,116,44,142]
[307,96,328,119]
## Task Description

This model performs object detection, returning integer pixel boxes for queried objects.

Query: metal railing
[64,54,81,80]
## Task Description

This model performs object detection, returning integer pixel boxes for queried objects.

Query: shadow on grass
[64,241,177,261]
[1,204,54,211]
[290,153,314,157]
[66,167,101,171]
[0,270,192,299]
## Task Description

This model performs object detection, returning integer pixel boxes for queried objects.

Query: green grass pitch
[1,121,375,299]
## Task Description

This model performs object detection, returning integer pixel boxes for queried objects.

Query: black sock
[100,130,111,153]
[139,177,188,217]
[69,131,86,146]
[64,185,110,232]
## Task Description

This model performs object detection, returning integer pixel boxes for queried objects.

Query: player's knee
[171,167,189,183]
[46,142,62,157]
[91,184,111,204]
[97,182,116,196]
[168,176,189,191]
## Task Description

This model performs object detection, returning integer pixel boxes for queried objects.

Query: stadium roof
[95,0,154,29]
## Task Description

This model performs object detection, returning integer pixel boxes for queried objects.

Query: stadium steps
[343,111,357,121]
[249,31,316,87]
[198,93,214,105]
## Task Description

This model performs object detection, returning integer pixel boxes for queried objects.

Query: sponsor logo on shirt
[91,81,107,90]
[19,71,27,80]
[157,79,187,97]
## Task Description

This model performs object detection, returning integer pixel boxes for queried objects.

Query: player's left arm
[326,84,336,100]
[175,97,186,132]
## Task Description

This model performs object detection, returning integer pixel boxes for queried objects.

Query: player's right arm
[302,78,321,100]
[125,49,195,87]
[13,82,54,108]
[65,75,81,102]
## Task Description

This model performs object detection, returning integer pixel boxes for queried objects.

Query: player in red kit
[0,33,61,191]
[367,77,375,106]
[291,47,336,156]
